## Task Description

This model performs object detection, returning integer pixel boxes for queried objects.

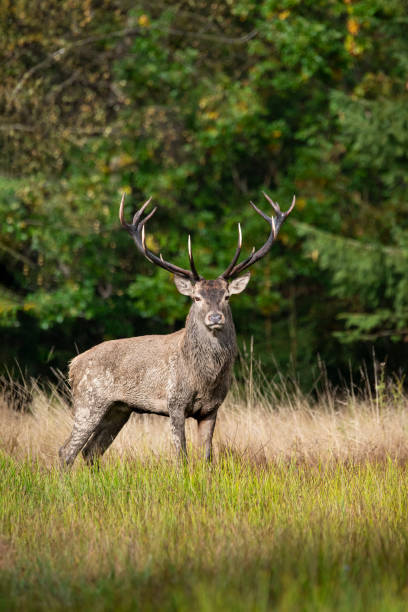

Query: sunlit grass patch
[1,451,408,610]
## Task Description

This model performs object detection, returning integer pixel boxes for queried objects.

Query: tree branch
[9,25,257,103]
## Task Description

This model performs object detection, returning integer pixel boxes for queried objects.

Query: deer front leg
[167,392,188,460]
[169,410,187,460]
[197,410,218,461]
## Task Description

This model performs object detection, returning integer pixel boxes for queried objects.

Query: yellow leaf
[347,18,359,35]
[138,15,150,27]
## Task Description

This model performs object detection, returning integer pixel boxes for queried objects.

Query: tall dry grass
[1,360,408,465]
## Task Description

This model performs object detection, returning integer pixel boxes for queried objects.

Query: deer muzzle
[205,311,225,331]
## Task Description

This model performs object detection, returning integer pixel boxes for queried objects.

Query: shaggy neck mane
[181,308,237,383]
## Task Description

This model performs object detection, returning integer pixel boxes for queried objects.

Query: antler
[119,194,202,281]
[220,192,296,279]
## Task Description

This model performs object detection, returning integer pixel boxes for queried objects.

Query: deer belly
[127,397,168,416]
[124,364,170,414]
[143,398,168,415]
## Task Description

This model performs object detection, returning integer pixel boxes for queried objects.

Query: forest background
[1,0,408,389]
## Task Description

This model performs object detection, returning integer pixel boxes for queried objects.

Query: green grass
[1,451,408,611]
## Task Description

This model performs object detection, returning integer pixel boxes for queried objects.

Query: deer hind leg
[59,401,109,468]
[82,405,131,465]
[59,422,97,468]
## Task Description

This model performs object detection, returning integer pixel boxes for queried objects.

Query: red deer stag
[59,192,295,466]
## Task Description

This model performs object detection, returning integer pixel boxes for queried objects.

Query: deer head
[172,276,250,332]
[119,192,295,332]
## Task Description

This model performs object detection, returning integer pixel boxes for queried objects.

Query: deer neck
[181,309,237,383]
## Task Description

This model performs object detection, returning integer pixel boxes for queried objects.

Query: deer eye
[194,296,201,302]
[225,295,230,301]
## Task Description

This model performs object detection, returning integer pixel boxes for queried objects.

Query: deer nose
[205,311,225,329]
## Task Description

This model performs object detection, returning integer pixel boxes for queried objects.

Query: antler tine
[141,224,146,251]
[287,194,296,215]
[221,192,295,279]
[223,244,255,278]
[263,191,296,221]
[141,225,153,263]
[187,235,200,281]
[119,192,127,226]
[119,194,153,228]
[262,191,281,216]
[249,200,271,223]
[119,195,201,280]
[137,205,157,228]
[220,223,243,279]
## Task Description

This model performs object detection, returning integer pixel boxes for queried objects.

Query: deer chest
[188,379,230,417]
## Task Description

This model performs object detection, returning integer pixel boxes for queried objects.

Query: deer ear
[228,272,251,295]
[174,275,194,296]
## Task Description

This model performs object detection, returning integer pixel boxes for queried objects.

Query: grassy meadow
[1,369,408,611]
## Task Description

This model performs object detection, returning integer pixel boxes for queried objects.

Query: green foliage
[1,1,408,382]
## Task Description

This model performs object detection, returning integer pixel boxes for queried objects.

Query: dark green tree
[1,0,408,386]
